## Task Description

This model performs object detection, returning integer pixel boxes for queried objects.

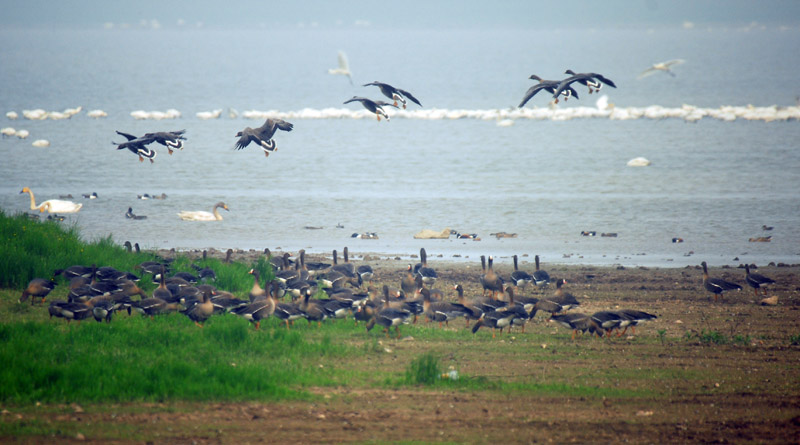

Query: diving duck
[701,261,742,301]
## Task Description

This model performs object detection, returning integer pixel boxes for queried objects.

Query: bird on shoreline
[233,118,293,158]
[701,261,741,301]
[344,97,390,121]
[519,75,579,107]
[363,81,422,109]
[552,70,616,102]
[744,264,775,296]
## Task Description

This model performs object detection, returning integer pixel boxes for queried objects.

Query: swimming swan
[178,202,229,221]
[20,187,83,213]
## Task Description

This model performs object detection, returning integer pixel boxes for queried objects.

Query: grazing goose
[20,187,83,213]
[471,299,518,339]
[615,309,657,336]
[366,290,412,338]
[421,288,467,328]
[550,279,580,311]
[552,70,617,102]
[20,278,57,304]
[363,81,422,109]
[178,202,229,221]
[481,256,504,298]
[550,313,599,339]
[452,284,484,327]
[638,59,685,79]
[590,311,625,338]
[532,255,550,288]
[232,291,275,330]
[181,288,215,327]
[518,75,579,107]
[343,96,390,121]
[272,282,304,330]
[233,118,293,158]
[701,261,741,301]
[51,300,93,323]
[143,130,186,154]
[744,264,775,296]
[328,51,353,84]
[509,255,533,289]
[125,207,147,220]
[502,286,532,333]
[415,248,438,288]
[113,131,158,163]
[299,289,327,327]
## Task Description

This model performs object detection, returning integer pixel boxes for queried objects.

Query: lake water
[1,25,799,268]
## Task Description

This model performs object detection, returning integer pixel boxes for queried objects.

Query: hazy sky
[1,0,799,29]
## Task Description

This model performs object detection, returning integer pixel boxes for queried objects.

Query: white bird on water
[638,59,685,79]
[178,202,229,221]
[328,51,353,85]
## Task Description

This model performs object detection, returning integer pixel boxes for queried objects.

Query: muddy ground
[3,251,800,444]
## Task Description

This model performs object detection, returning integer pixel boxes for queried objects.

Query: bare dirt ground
[4,252,800,444]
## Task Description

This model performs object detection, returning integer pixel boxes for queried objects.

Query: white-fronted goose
[744,264,775,296]
[181,288,215,327]
[701,261,742,301]
[20,277,57,304]
[344,96,390,121]
[550,279,580,311]
[510,255,533,289]
[234,118,293,158]
[143,130,186,154]
[552,70,617,102]
[481,256,504,298]
[415,248,438,288]
[363,81,422,109]
[519,74,579,107]
[113,131,158,163]
[452,284,484,327]
[421,288,467,328]
[178,202,229,221]
[20,187,83,213]
[533,255,550,288]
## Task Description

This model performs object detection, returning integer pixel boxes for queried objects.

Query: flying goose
[343,96,390,121]
[143,130,186,154]
[552,70,617,102]
[113,131,158,163]
[519,74,579,107]
[233,118,293,158]
[363,81,422,109]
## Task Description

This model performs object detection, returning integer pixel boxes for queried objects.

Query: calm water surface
[1,26,799,267]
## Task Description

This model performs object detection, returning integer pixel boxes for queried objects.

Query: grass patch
[0,314,354,404]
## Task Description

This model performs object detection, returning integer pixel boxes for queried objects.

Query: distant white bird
[196,109,222,120]
[6,111,18,120]
[626,157,652,167]
[32,139,50,147]
[16,129,30,139]
[1,127,15,137]
[87,109,107,118]
[178,202,229,221]
[328,51,353,84]
[638,59,685,79]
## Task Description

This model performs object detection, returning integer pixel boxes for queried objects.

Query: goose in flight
[552,70,617,102]
[519,74,579,107]
[344,97,390,121]
[142,130,186,154]
[362,81,422,109]
[233,118,294,158]
[113,131,158,163]
[638,59,685,79]
[328,51,353,85]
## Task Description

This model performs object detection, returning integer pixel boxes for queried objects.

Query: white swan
[32,139,50,147]
[20,187,83,213]
[178,201,229,221]
[1,127,15,137]
[626,157,652,167]
[87,109,107,118]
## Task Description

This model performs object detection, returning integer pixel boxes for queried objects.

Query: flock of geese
[18,244,778,339]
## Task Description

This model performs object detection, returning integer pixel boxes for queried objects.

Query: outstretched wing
[518,84,547,108]
[397,88,422,107]
[337,51,350,71]
[273,118,293,132]
[592,73,616,88]
[115,130,138,141]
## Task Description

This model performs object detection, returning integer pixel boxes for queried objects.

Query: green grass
[0,314,355,404]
